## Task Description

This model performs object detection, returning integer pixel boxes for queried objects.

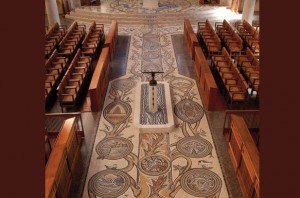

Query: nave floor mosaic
[83,22,229,198]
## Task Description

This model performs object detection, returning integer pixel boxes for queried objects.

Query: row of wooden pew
[57,49,92,112]
[197,19,222,58]
[211,47,249,107]
[235,47,260,96]
[184,19,224,111]
[45,21,106,110]
[197,19,260,59]
[235,20,260,57]
[45,23,67,58]
[45,117,82,198]
[57,22,86,59]
[45,50,69,104]
[225,113,260,198]
[215,20,243,57]
[89,20,118,111]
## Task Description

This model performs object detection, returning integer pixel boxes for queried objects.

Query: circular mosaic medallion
[169,77,194,89]
[103,100,132,125]
[88,169,131,198]
[181,168,222,197]
[138,155,171,176]
[111,79,136,91]
[177,136,212,158]
[174,99,204,124]
[96,137,133,160]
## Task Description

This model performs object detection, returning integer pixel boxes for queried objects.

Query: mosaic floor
[83,20,229,198]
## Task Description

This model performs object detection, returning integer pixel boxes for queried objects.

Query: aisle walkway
[83,20,230,198]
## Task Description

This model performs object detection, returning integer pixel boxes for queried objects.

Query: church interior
[44,0,261,197]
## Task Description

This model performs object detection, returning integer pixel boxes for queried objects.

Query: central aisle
[83,23,229,198]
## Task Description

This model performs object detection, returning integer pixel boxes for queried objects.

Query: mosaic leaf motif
[103,99,132,125]
[88,169,131,198]
[95,137,133,160]
[180,168,222,197]
[174,99,205,124]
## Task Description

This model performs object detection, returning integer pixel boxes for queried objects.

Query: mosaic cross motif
[84,19,229,198]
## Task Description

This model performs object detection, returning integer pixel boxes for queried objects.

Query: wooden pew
[45,49,69,105]
[89,47,111,111]
[45,132,52,165]
[58,21,86,59]
[81,21,105,60]
[104,20,118,61]
[197,19,222,58]
[211,47,249,108]
[215,20,243,57]
[235,47,260,96]
[184,19,200,60]
[45,117,82,198]
[235,20,260,57]
[45,23,67,58]
[194,46,224,111]
[57,49,91,111]
[226,114,260,198]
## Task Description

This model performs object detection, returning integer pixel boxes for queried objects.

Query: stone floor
[45,2,260,197]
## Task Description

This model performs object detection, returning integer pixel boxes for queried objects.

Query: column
[242,0,256,24]
[68,0,75,10]
[73,0,82,7]
[45,0,61,26]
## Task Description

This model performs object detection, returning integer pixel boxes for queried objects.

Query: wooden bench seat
[58,22,86,59]
[197,20,222,58]
[45,22,67,58]
[235,48,260,96]
[45,50,69,104]
[235,20,260,57]
[212,47,249,108]
[81,22,105,60]
[45,117,82,198]
[226,114,260,198]
[215,20,243,57]
[57,49,91,111]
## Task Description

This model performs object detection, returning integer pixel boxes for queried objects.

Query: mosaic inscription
[174,99,204,124]
[88,169,131,198]
[177,136,212,158]
[140,84,168,125]
[181,168,222,197]
[95,137,133,160]
[138,155,171,176]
